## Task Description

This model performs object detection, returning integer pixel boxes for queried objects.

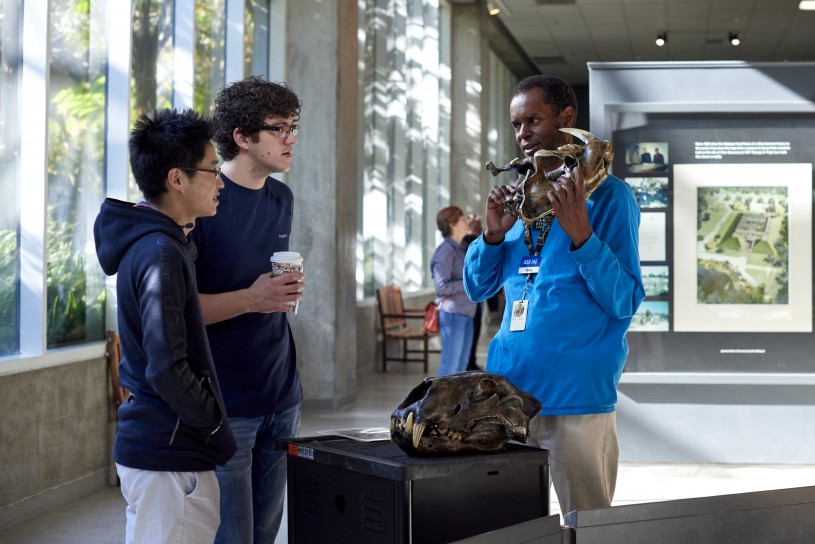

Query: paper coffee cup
[270,251,303,275]
[270,252,303,313]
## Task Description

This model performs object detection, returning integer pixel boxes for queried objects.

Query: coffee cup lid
[271,251,302,262]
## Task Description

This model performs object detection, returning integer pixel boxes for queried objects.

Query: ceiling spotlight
[486,1,501,15]
[655,33,666,47]
[799,1,815,10]
[729,32,740,46]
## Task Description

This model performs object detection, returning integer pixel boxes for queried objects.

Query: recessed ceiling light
[729,32,740,46]
[799,1,815,9]
[656,33,666,47]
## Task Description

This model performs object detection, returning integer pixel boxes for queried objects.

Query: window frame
[2,0,273,372]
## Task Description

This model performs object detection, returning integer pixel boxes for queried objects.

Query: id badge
[509,300,528,331]
[518,255,541,274]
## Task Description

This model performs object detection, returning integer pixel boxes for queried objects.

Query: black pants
[466,302,482,371]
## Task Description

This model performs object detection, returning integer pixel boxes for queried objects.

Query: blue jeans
[437,311,474,376]
[214,403,301,544]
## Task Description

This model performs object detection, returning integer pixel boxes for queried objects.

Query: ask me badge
[518,255,541,274]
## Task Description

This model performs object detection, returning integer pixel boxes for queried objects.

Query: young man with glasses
[189,76,306,543]
[94,108,236,543]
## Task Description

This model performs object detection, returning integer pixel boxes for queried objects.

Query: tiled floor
[4,330,815,543]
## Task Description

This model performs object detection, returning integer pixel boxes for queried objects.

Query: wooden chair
[376,285,438,372]
[105,330,128,418]
[105,330,128,486]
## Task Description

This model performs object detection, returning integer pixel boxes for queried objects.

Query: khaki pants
[116,464,221,544]
[528,412,619,515]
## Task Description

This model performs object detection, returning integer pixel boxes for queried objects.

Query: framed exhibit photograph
[626,177,669,208]
[630,300,669,332]
[673,163,812,332]
[625,141,669,174]
[641,265,669,298]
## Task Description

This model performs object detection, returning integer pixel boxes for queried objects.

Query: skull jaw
[389,419,523,456]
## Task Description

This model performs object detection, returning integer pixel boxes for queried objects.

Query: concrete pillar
[449,0,490,215]
[285,1,359,409]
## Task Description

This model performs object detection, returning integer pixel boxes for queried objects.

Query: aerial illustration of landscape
[696,186,788,304]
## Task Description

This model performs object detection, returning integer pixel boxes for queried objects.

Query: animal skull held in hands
[390,371,542,456]
[485,127,614,226]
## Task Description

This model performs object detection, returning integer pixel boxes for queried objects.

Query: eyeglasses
[181,165,221,178]
[257,124,299,138]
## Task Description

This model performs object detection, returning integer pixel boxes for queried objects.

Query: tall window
[2,0,277,364]
[487,50,519,174]
[0,0,21,356]
[245,0,266,77]
[194,1,225,115]
[45,0,107,347]
[358,0,450,298]
[130,0,174,199]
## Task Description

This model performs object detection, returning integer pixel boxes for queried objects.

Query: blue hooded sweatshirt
[94,198,236,471]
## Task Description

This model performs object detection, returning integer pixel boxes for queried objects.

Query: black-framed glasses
[257,124,299,138]
[181,165,221,178]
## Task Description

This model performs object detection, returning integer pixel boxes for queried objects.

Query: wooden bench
[376,285,438,372]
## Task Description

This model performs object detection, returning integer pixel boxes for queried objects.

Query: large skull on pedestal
[389,371,542,456]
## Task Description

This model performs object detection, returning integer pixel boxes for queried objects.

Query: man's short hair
[129,108,215,201]
[213,76,302,161]
[514,74,577,119]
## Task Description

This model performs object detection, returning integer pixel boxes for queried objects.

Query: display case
[589,62,815,373]
[587,62,815,464]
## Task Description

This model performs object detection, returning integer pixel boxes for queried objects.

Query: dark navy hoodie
[94,198,236,471]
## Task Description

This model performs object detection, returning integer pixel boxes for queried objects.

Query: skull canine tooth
[405,411,414,435]
[412,421,427,449]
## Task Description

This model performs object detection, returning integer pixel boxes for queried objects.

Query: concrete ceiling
[489,0,815,85]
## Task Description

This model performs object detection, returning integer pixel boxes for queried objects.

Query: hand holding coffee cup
[270,252,304,314]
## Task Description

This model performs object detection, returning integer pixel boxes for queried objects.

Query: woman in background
[430,206,477,376]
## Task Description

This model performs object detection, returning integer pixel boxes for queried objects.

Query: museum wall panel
[589,62,815,463]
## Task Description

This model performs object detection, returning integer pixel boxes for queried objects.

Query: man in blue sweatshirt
[94,108,236,543]
[463,75,644,515]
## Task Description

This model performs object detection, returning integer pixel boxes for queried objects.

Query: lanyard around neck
[523,211,555,257]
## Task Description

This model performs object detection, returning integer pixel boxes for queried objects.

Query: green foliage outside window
[46,218,104,346]
[47,0,106,348]
[0,229,17,354]
[194,1,225,116]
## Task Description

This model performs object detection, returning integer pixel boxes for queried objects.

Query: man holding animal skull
[463,74,644,515]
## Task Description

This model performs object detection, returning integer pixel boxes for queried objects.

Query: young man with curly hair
[189,77,305,543]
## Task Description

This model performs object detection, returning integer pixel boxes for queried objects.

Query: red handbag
[423,301,440,334]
